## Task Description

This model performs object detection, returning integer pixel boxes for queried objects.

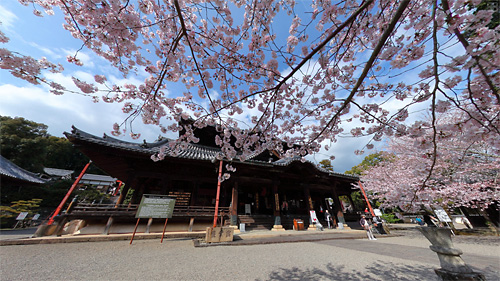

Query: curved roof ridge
[65,127,220,161]
[0,155,48,184]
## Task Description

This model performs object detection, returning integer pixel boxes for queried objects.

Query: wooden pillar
[303,186,318,231]
[347,194,356,212]
[230,181,238,226]
[271,182,285,231]
[191,181,199,206]
[160,176,168,195]
[145,218,153,234]
[188,217,195,232]
[130,178,146,205]
[331,182,348,228]
[104,174,134,235]
[304,186,313,211]
[102,217,114,235]
[115,174,135,206]
[55,217,68,237]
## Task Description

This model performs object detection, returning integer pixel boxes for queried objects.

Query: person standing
[360,215,376,240]
[325,210,333,229]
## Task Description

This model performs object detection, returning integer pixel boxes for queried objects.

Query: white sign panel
[374,209,383,217]
[434,208,452,223]
[16,212,29,221]
[310,210,318,223]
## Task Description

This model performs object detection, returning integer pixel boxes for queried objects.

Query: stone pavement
[0,223,436,246]
[1,226,498,281]
[0,226,370,246]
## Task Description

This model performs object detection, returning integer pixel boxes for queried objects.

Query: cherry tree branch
[308,0,411,145]
[441,0,500,104]
[173,0,221,122]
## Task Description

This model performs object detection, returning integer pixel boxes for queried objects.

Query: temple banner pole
[48,161,92,225]
[358,181,375,216]
[213,160,223,228]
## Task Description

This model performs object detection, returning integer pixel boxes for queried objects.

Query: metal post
[130,218,141,245]
[161,218,169,243]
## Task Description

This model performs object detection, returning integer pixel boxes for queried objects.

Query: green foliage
[1,116,49,172]
[381,213,401,224]
[123,189,135,205]
[1,179,71,208]
[475,1,500,29]
[0,116,97,173]
[75,186,110,204]
[345,152,393,176]
[0,199,42,219]
[318,159,334,171]
[45,136,89,171]
[350,191,366,210]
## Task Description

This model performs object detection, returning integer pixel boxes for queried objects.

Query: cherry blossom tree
[361,111,499,212]
[1,0,498,164]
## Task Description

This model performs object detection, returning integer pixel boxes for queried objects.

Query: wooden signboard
[136,194,176,219]
[130,194,176,245]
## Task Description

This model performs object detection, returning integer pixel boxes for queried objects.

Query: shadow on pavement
[258,261,438,281]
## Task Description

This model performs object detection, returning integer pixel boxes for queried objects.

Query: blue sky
[0,1,397,173]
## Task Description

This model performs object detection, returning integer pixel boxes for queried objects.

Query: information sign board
[374,209,383,217]
[16,212,29,221]
[434,208,452,223]
[136,194,176,219]
[310,210,318,223]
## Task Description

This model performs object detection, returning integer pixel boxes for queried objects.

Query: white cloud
[28,42,62,59]
[0,83,164,141]
[0,5,18,30]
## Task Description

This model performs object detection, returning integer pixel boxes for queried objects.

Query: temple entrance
[238,185,274,216]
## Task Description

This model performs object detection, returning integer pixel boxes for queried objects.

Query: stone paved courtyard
[1,228,498,281]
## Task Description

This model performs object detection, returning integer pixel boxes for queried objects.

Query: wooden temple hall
[61,124,360,235]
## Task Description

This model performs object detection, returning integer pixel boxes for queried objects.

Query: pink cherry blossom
[1,0,497,179]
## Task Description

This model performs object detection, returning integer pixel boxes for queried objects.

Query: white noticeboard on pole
[16,212,29,221]
[310,210,318,223]
[434,208,452,223]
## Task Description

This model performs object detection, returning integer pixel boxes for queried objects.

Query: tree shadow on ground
[257,261,438,281]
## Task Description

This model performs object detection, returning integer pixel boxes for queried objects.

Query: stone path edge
[193,233,399,247]
[0,232,205,246]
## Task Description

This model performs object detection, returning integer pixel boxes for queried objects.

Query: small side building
[0,155,47,191]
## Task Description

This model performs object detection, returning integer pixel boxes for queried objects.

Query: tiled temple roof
[64,126,359,181]
[0,155,48,184]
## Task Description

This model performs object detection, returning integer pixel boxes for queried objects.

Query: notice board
[136,194,176,219]
[434,208,452,223]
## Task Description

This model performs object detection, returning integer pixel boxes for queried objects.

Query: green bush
[381,213,402,223]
